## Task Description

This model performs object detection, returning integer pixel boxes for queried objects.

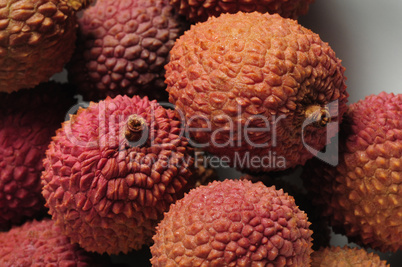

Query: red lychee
[0,82,76,230]
[67,0,188,101]
[41,95,195,254]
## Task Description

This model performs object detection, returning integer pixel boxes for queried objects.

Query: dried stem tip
[67,0,94,11]
[305,105,331,127]
[125,115,147,143]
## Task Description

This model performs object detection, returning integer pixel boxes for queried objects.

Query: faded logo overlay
[63,99,341,170]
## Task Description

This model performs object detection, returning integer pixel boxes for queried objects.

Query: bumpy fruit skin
[0,82,75,230]
[41,95,194,255]
[167,12,348,172]
[151,179,313,266]
[0,0,89,92]
[170,0,315,23]
[67,0,188,101]
[311,246,389,267]
[0,219,109,267]
[242,174,331,250]
[303,92,402,252]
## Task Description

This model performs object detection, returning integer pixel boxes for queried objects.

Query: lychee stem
[305,105,331,127]
[125,115,147,143]
[66,0,94,11]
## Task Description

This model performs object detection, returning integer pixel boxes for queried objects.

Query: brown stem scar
[305,105,331,127]
[125,114,147,143]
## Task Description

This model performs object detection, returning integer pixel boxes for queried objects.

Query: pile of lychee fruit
[0,0,400,266]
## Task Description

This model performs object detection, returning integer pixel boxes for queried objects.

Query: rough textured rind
[151,179,313,266]
[241,174,331,250]
[311,246,389,267]
[0,82,76,230]
[0,0,81,92]
[67,0,188,101]
[41,95,194,255]
[0,219,109,267]
[170,0,315,23]
[167,12,348,172]
[303,92,402,252]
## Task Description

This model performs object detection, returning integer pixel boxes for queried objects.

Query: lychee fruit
[170,0,315,23]
[0,82,76,230]
[302,92,402,252]
[0,219,109,266]
[41,95,195,254]
[311,246,389,267]
[167,12,348,173]
[151,179,313,266]
[67,0,188,101]
[0,0,93,93]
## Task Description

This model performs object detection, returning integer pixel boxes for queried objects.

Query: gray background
[300,0,402,104]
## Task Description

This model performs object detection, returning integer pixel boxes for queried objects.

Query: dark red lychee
[0,82,76,230]
[67,0,188,101]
